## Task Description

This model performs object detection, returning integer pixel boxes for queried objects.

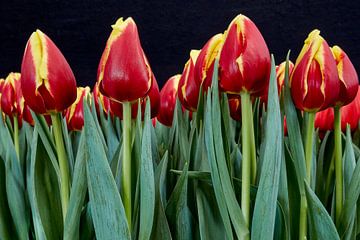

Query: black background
[0,0,359,87]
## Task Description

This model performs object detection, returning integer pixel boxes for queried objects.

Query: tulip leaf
[83,103,130,240]
[137,100,156,240]
[305,181,340,239]
[61,116,75,176]
[64,131,88,240]
[150,152,172,240]
[0,115,30,240]
[79,203,95,240]
[338,125,360,238]
[165,162,193,239]
[252,55,284,239]
[28,128,63,240]
[0,155,16,240]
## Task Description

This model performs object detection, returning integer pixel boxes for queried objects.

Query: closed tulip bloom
[341,85,360,131]
[158,75,181,126]
[315,108,334,132]
[98,17,153,103]
[290,30,339,112]
[23,103,34,126]
[1,73,24,117]
[93,82,110,116]
[21,29,77,114]
[332,46,359,106]
[0,78,5,108]
[219,14,271,96]
[194,33,224,91]
[178,50,200,112]
[110,76,160,119]
[65,87,90,131]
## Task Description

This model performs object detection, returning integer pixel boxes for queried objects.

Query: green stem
[240,92,251,227]
[334,106,343,224]
[51,113,70,222]
[13,115,20,161]
[249,108,257,184]
[305,112,315,182]
[122,102,132,230]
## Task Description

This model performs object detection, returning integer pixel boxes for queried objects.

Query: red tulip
[21,29,77,114]
[315,108,334,133]
[93,82,110,117]
[65,87,90,131]
[178,50,200,112]
[341,85,360,131]
[1,73,24,118]
[157,75,181,126]
[219,14,271,96]
[98,17,153,103]
[331,46,359,106]
[110,76,160,119]
[194,33,224,91]
[290,30,339,112]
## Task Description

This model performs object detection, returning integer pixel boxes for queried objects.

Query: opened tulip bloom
[65,87,90,131]
[178,50,200,112]
[21,29,77,114]
[157,75,181,126]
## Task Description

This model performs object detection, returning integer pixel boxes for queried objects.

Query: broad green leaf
[64,132,88,240]
[252,55,283,239]
[151,152,172,240]
[84,103,130,240]
[28,129,63,240]
[138,100,156,240]
[305,181,340,239]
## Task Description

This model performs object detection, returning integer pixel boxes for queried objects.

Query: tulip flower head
[228,94,242,121]
[219,14,271,96]
[290,30,339,112]
[0,78,5,106]
[178,50,200,112]
[158,75,181,126]
[331,45,359,106]
[98,17,153,103]
[315,107,335,133]
[93,82,110,116]
[65,87,91,131]
[21,29,77,114]
[341,85,360,131]
[1,73,24,118]
[194,33,224,91]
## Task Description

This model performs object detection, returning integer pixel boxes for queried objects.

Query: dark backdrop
[1,0,359,87]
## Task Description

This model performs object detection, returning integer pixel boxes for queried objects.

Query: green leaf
[252,55,284,239]
[64,132,88,240]
[165,163,192,239]
[28,128,63,240]
[151,152,172,240]
[84,103,130,240]
[338,125,360,239]
[80,203,95,240]
[210,59,249,239]
[0,155,16,240]
[138,100,156,240]
[305,181,340,239]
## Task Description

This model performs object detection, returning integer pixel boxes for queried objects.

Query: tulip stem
[249,108,257,184]
[334,106,343,225]
[305,112,315,182]
[13,115,20,161]
[122,102,132,230]
[240,91,251,227]
[51,113,70,222]
[299,193,308,240]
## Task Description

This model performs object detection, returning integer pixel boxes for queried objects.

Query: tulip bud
[110,76,160,119]
[65,87,91,131]
[98,17,153,103]
[93,82,110,117]
[194,33,224,91]
[219,14,271,96]
[290,30,339,112]
[178,50,200,112]
[1,73,24,117]
[21,29,77,114]
[228,94,242,121]
[157,75,181,126]
[331,46,359,106]
[315,108,334,133]
[341,85,360,131]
